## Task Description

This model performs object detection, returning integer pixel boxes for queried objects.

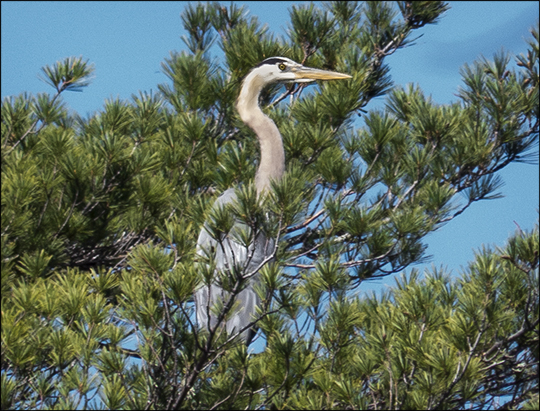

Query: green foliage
[1,2,538,410]
[39,56,95,93]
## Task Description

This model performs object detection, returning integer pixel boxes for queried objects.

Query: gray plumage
[194,57,351,344]
[194,188,274,344]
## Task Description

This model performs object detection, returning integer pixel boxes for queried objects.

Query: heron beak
[292,66,352,82]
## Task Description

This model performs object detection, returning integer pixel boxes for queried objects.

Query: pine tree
[2,2,538,409]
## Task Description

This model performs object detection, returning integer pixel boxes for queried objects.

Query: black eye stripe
[255,57,289,68]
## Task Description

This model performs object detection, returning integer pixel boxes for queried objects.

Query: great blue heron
[195,57,351,344]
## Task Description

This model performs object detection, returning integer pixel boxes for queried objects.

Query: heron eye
[278,63,286,71]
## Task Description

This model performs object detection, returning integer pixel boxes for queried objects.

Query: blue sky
[2,1,539,293]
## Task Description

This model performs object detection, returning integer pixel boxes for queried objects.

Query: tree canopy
[1,1,538,409]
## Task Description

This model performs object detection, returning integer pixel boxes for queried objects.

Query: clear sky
[2,1,539,294]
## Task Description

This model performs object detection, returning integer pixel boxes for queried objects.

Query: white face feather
[248,57,301,85]
[248,56,351,86]
[238,57,351,116]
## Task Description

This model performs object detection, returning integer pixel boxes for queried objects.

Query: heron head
[249,57,352,86]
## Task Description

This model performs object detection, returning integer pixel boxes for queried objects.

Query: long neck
[236,72,285,195]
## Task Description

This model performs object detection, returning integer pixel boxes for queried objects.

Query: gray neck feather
[236,72,285,195]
